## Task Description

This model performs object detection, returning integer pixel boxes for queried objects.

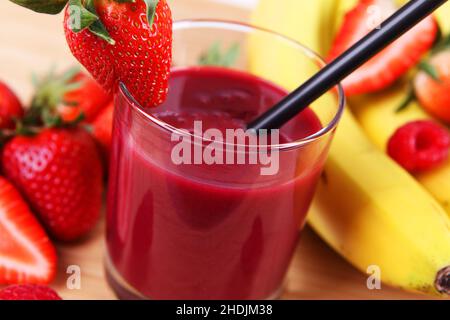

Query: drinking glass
[105,20,345,300]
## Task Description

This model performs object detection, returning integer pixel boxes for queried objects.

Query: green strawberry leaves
[68,0,160,44]
[199,42,241,67]
[83,0,116,44]
[419,61,441,82]
[8,0,68,14]
[144,0,160,27]
[395,88,416,113]
[113,0,160,27]
[113,0,159,27]
[66,0,97,32]
[67,0,115,44]
[24,67,86,131]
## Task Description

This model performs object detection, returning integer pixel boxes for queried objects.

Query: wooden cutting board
[0,0,433,300]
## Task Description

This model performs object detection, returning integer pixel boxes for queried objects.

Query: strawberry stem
[66,0,98,33]
[14,67,88,133]
[66,0,116,44]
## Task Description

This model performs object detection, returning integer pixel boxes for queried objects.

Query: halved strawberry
[328,0,438,96]
[0,177,56,285]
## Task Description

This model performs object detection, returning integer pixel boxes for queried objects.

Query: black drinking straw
[247,0,448,131]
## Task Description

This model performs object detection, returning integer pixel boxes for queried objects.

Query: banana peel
[350,82,450,214]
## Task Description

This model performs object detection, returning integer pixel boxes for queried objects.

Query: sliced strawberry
[328,0,438,96]
[414,50,450,124]
[0,177,56,285]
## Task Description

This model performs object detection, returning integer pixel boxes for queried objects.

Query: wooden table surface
[0,0,431,300]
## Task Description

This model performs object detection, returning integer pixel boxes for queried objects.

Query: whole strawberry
[414,50,450,124]
[2,127,104,241]
[64,0,172,107]
[8,0,172,107]
[32,68,112,123]
[58,71,112,122]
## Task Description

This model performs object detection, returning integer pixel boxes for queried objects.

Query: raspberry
[387,120,450,173]
[0,285,62,300]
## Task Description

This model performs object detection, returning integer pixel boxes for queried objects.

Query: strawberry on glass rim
[328,0,438,96]
[10,0,173,108]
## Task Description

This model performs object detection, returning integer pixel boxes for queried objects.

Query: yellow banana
[350,82,450,214]
[436,1,450,32]
[250,0,450,296]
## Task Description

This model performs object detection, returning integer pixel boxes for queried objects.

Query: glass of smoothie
[105,20,345,300]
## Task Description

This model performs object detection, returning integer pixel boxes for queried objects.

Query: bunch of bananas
[250,0,450,296]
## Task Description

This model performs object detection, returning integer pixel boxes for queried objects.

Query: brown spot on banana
[435,266,450,295]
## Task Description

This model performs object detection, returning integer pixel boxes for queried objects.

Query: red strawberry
[0,81,23,129]
[2,128,104,241]
[328,0,438,96]
[0,284,61,300]
[31,68,112,123]
[63,0,172,108]
[414,50,450,124]
[58,71,112,122]
[0,177,56,285]
[92,101,114,159]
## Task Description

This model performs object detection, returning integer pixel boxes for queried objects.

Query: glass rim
[118,19,346,151]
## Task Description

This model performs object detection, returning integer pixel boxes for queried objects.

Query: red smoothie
[106,67,327,300]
